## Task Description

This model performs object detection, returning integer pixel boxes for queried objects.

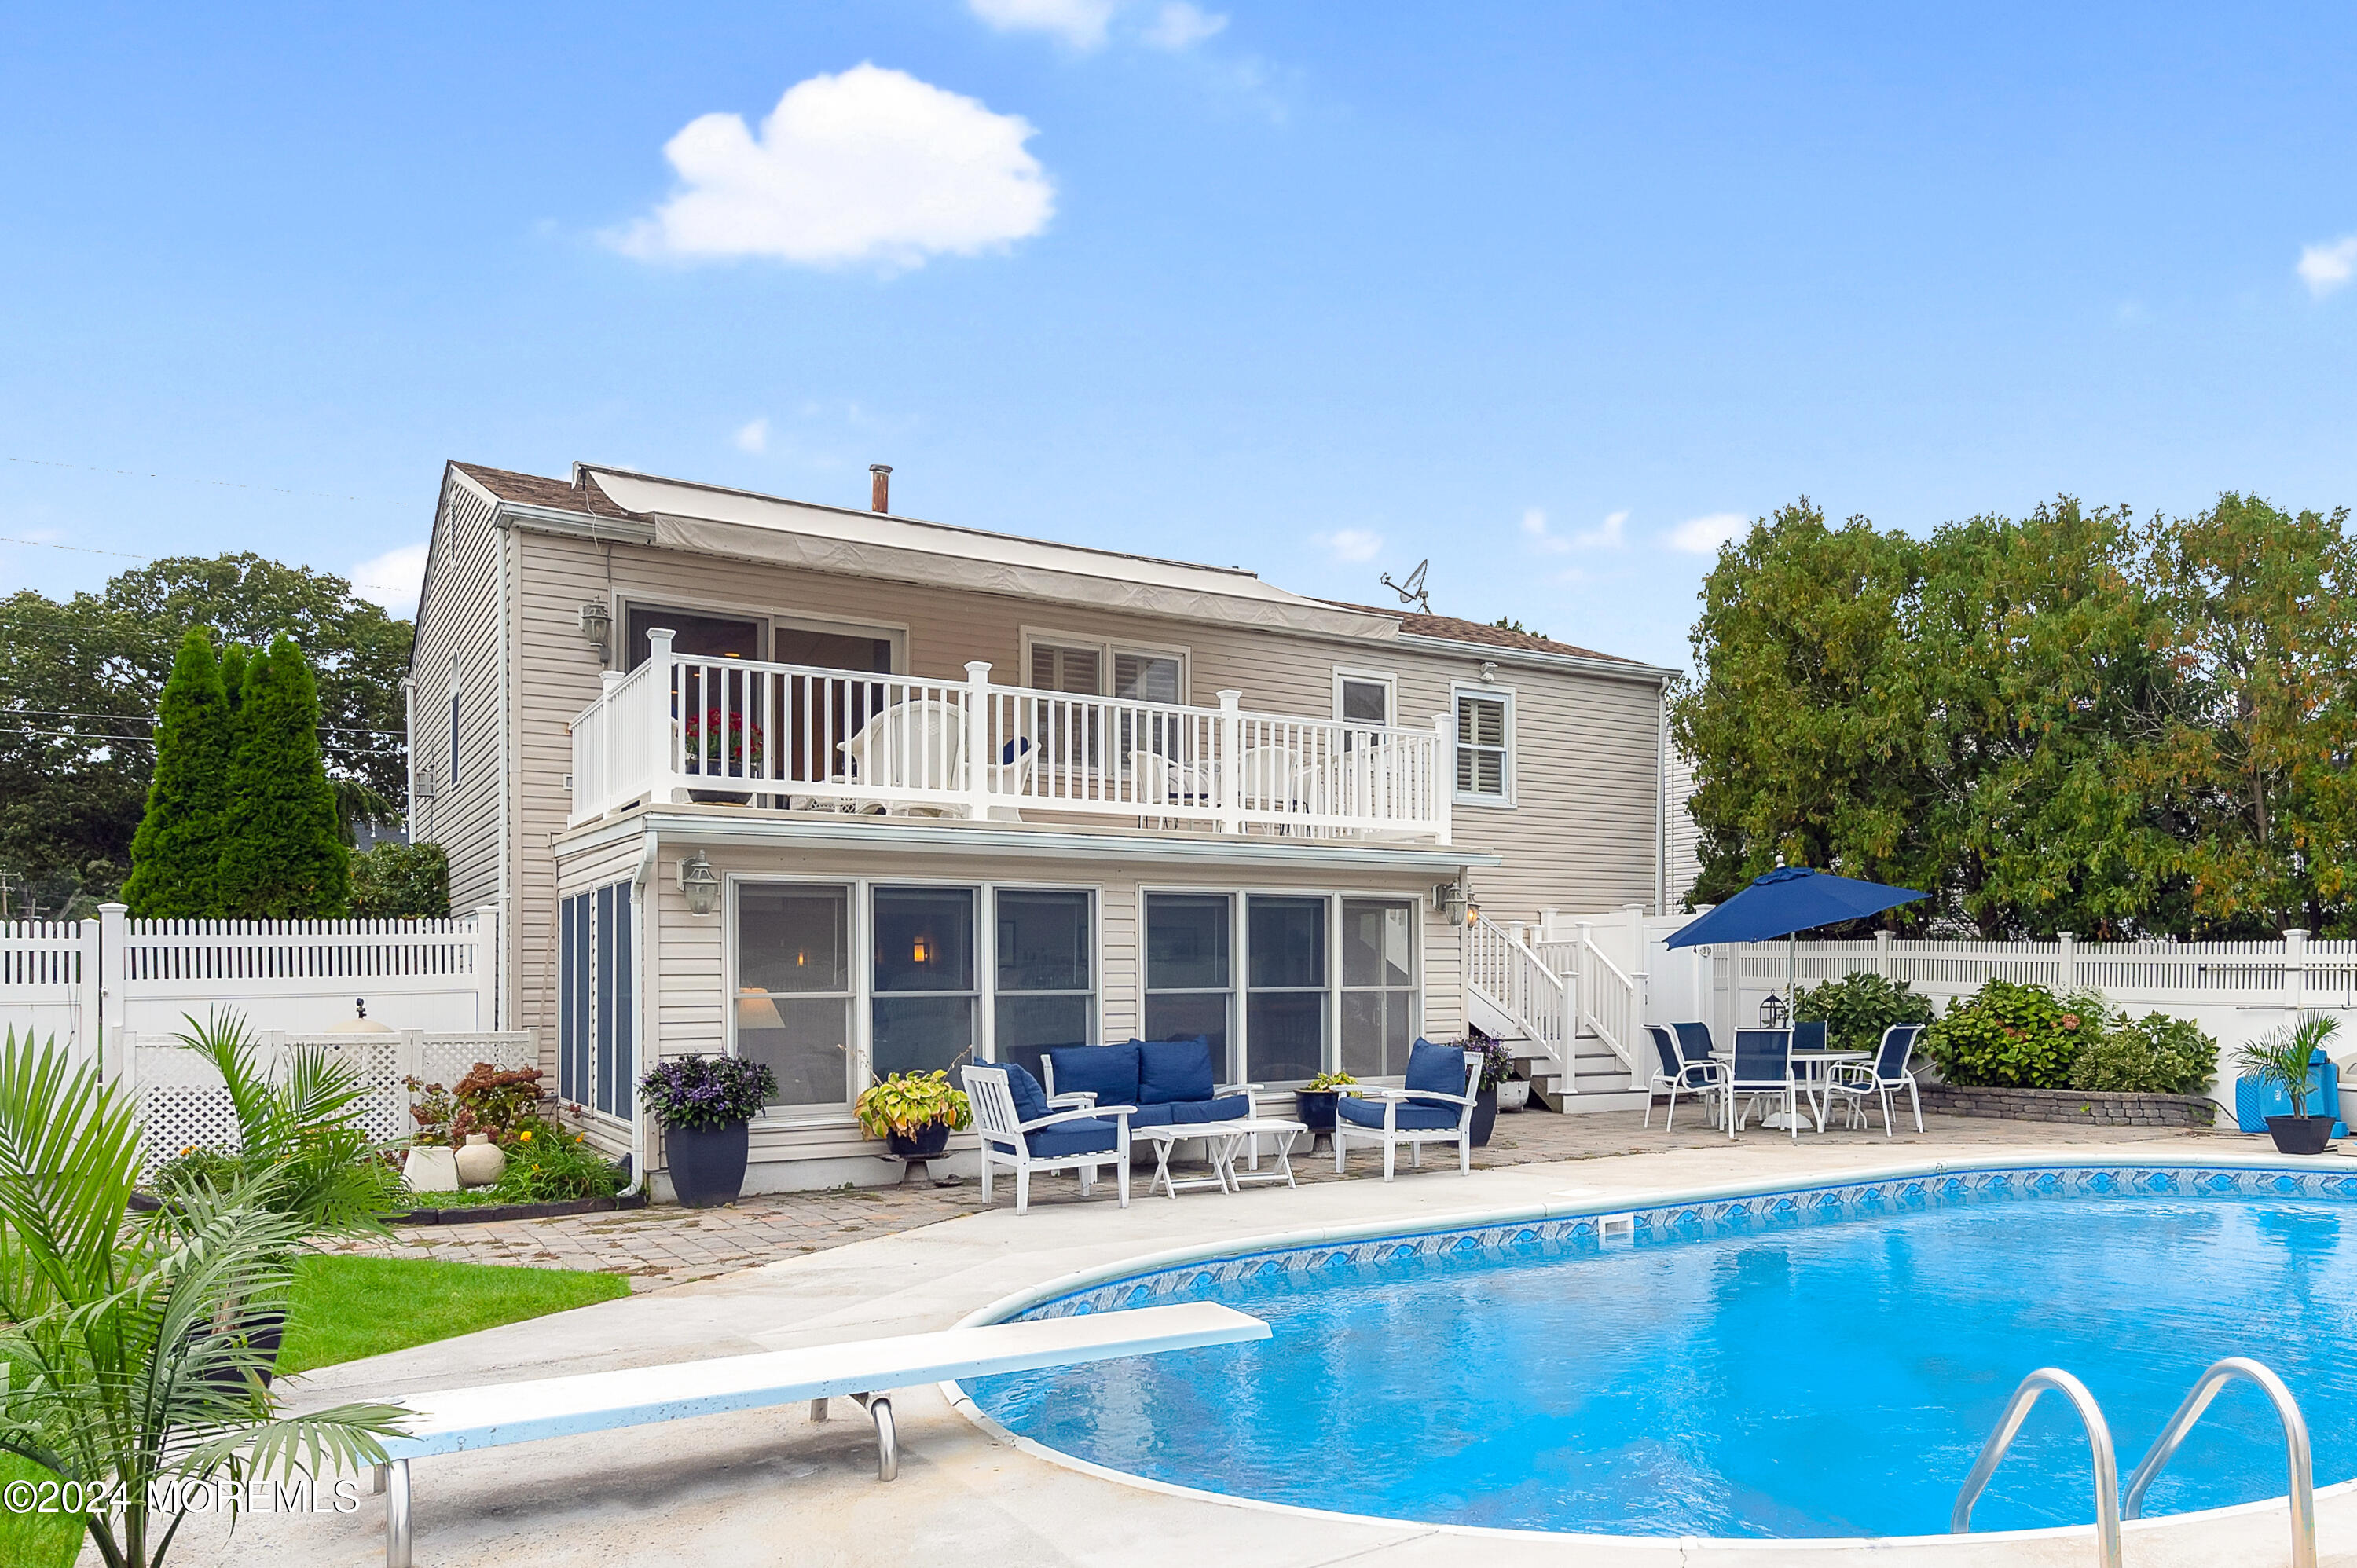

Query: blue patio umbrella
[1664,866,1926,1014]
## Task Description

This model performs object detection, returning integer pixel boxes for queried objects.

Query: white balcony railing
[569,630,1454,843]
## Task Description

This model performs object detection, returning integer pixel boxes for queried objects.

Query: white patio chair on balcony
[962,1063,1135,1214]
[1127,749,1217,830]
[837,700,967,817]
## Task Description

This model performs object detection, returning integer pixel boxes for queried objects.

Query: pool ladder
[1949,1357,2315,1568]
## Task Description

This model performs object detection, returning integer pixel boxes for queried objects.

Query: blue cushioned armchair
[961,1062,1133,1213]
[1332,1039,1482,1181]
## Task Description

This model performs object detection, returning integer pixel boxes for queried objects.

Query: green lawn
[2,1254,630,1568]
[278,1252,631,1375]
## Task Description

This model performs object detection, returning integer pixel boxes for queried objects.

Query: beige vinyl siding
[409,473,508,929]
[559,835,1459,1170]
[500,524,1661,1039]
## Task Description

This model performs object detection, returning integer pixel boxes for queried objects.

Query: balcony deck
[569,634,1456,845]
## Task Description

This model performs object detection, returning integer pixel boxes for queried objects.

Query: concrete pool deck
[171,1123,2355,1567]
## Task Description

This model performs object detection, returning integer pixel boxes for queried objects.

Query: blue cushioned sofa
[1039,1038,1256,1126]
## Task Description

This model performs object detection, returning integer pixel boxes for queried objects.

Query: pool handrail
[2121,1355,2314,1568]
[1949,1366,2121,1568]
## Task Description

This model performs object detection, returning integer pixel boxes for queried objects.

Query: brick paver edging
[1917,1084,2217,1127]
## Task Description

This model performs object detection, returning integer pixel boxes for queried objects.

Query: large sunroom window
[735,884,852,1108]
[1246,896,1326,1083]
[994,889,1094,1082]
[1145,893,1232,1072]
[871,887,977,1077]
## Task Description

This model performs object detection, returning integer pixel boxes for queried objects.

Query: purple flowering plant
[636,1053,777,1130]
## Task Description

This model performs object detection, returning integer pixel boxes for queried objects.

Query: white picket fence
[0,903,501,1075]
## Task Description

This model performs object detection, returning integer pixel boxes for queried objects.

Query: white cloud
[350,542,429,616]
[2298,236,2357,298]
[1315,528,1384,562]
[1143,2,1228,49]
[970,0,1116,49]
[1523,507,1626,553]
[1520,507,1570,555]
[1667,512,1748,555]
[611,64,1054,269]
[734,416,769,454]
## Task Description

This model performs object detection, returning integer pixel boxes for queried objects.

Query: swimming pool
[962,1164,2357,1539]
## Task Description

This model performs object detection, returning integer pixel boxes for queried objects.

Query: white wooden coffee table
[1135,1123,1246,1199]
[1221,1117,1308,1189]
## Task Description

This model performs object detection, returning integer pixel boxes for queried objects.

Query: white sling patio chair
[1644,1024,1723,1132]
[962,1062,1135,1214]
[1332,1041,1482,1181]
[1823,1023,1927,1137]
[837,699,966,816]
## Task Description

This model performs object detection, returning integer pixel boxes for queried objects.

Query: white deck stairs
[1464,915,1651,1116]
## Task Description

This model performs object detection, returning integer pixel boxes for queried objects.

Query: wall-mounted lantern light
[1758,991,1790,1028]
[1432,881,1468,925]
[578,599,613,654]
[679,852,720,917]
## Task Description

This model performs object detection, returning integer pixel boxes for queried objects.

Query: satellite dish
[1380,559,1431,614]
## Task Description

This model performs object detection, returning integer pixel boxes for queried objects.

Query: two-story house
[407,460,1678,1194]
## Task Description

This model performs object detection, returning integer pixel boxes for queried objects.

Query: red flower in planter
[683,706,765,773]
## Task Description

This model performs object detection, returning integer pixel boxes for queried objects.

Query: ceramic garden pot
[886,1122,952,1160]
[401,1143,461,1195]
[2266,1114,2337,1156]
[455,1132,507,1189]
[668,1120,751,1207]
[1496,1079,1531,1114]
[1469,1086,1498,1147]
[1294,1090,1341,1140]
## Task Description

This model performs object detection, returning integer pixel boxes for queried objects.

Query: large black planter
[196,1307,285,1393]
[1294,1090,1341,1147]
[668,1120,750,1207]
[1468,1086,1498,1148]
[886,1122,952,1160]
[2267,1114,2337,1156]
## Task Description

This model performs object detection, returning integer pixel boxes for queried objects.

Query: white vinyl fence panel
[125,1028,537,1172]
[0,904,501,1052]
[0,920,100,1068]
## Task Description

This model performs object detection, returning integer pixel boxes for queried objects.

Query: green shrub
[149,1143,242,1198]
[2069,1011,2218,1094]
[1793,971,1935,1054]
[349,841,451,917]
[1922,979,2097,1088]
[492,1119,623,1202]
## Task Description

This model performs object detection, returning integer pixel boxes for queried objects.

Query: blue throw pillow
[1044,1042,1141,1105]
[1002,1061,1050,1125]
[1134,1036,1216,1105]
[1402,1039,1468,1109]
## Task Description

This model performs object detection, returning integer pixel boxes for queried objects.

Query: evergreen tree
[120,628,235,916]
[214,636,350,918]
[218,641,250,716]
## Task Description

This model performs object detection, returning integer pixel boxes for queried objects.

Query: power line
[5,454,392,505]
[1,726,391,759]
[10,709,405,737]
[0,532,416,597]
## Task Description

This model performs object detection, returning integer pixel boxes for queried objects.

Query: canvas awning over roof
[581,467,1399,642]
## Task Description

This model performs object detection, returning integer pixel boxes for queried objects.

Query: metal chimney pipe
[869,464,892,513]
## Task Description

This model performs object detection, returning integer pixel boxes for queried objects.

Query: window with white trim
[735,883,853,1108]
[871,886,977,1078]
[993,888,1094,1082]
[1339,899,1417,1076]
[1334,670,1395,754]
[559,881,633,1120]
[1145,893,1232,1069]
[1453,687,1512,804]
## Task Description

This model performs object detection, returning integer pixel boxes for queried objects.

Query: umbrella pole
[1788,933,1797,1009]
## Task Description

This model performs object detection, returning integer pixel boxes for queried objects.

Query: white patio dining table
[1712,1046,1874,1131]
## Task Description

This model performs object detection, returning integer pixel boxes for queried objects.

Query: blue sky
[4,2,2355,669]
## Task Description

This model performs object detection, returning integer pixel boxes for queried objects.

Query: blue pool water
[968,1174,2357,1537]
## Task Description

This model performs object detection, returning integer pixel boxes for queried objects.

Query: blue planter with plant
[640,1055,778,1207]
[1468,1037,1515,1147]
[2238,1015,2341,1156]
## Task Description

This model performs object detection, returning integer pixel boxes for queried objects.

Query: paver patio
[325,1107,2245,1288]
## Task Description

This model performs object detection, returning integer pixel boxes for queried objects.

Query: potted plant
[684,705,764,803]
[640,1054,778,1206]
[1294,1071,1358,1148]
[856,1068,973,1159]
[1496,1070,1531,1114]
[1469,1037,1515,1147]
[2238,1014,2341,1156]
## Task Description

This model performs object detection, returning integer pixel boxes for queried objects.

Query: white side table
[1220,1118,1307,1189]
[1135,1123,1245,1199]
